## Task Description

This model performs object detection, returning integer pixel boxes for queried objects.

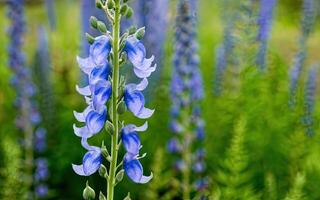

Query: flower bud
[90,16,98,29]
[116,169,124,182]
[107,0,115,9]
[96,0,103,9]
[97,21,107,33]
[135,27,145,40]
[99,164,108,178]
[99,192,107,200]
[85,33,95,44]
[126,7,133,19]
[83,181,96,200]
[117,101,126,115]
[124,193,131,200]
[105,120,114,135]
[128,26,137,35]
[120,4,128,16]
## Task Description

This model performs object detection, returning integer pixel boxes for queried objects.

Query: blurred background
[0,0,320,199]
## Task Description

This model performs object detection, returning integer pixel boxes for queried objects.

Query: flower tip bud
[117,101,126,115]
[99,164,108,178]
[97,21,107,33]
[105,120,115,135]
[95,0,103,9]
[90,16,98,29]
[99,192,107,200]
[107,0,115,9]
[128,26,137,35]
[136,27,145,40]
[124,193,131,200]
[85,33,95,44]
[120,4,129,16]
[116,169,124,182]
[83,181,96,200]
[126,7,133,19]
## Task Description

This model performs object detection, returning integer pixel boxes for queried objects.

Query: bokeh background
[0,0,320,199]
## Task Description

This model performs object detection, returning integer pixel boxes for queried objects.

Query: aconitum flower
[73,3,155,195]
[302,67,318,136]
[168,0,207,198]
[73,137,102,176]
[256,0,277,70]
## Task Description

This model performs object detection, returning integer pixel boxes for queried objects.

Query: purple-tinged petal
[73,124,90,138]
[85,107,107,135]
[136,78,148,91]
[123,155,153,184]
[76,85,91,96]
[89,63,112,85]
[133,65,157,79]
[90,35,111,66]
[82,149,102,176]
[72,164,86,176]
[92,80,112,110]
[76,56,95,74]
[73,107,91,123]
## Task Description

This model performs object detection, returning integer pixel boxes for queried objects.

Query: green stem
[107,1,121,200]
[182,110,192,200]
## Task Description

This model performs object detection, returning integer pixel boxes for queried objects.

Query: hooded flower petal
[72,138,102,176]
[85,107,107,135]
[76,56,95,75]
[90,35,111,66]
[123,154,153,184]
[92,80,112,110]
[89,63,111,85]
[121,122,148,155]
[124,79,154,119]
[76,85,91,96]
[124,36,156,78]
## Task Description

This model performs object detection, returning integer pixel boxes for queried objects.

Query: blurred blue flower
[35,158,49,181]
[35,184,49,198]
[72,137,102,176]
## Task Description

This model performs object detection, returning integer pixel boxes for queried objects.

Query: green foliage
[144,149,179,200]
[216,118,260,200]
[263,173,277,200]
[284,172,306,200]
[0,134,25,200]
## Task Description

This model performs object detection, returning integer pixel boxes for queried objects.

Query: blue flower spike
[73,0,156,198]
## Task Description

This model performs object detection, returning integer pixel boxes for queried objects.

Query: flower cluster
[302,67,318,136]
[256,0,277,70]
[168,0,207,197]
[289,0,316,106]
[73,21,155,184]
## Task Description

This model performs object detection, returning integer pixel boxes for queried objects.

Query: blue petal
[72,138,102,176]
[85,107,107,135]
[121,123,148,155]
[73,106,91,123]
[124,37,156,78]
[76,85,91,96]
[73,124,90,138]
[82,149,102,175]
[124,80,154,119]
[90,35,111,66]
[76,56,95,75]
[123,155,153,184]
[89,63,112,85]
[92,80,112,110]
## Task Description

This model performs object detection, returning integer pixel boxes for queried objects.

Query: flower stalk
[107,0,121,199]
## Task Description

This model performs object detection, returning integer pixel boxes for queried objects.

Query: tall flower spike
[302,66,318,136]
[73,0,155,198]
[45,0,56,30]
[6,0,40,196]
[168,0,207,199]
[256,0,277,71]
[289,0,316,106]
